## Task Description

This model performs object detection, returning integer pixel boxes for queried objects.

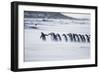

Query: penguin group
[40,32,90,43]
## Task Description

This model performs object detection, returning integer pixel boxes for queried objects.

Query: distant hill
[24,11,81,20]
[24,11,89,20]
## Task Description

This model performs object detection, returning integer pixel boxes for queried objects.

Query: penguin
[49,32,58,41]
[62,34,68,42]
[40,32,47,41]
[85,34,90,43]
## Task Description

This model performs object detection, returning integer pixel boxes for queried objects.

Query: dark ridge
[24,11,83,20]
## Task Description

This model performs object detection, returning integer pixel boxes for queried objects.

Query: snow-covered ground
[24,19,91,62]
